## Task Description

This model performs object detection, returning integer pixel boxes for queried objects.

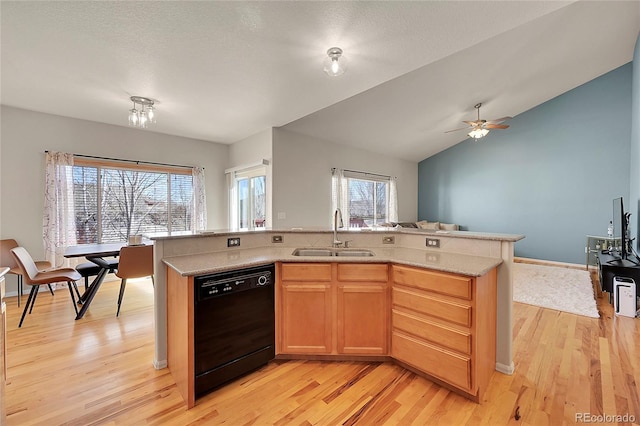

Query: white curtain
[331,168,349,227]
[191,166,207,231]
[389,176,398,223]
[43,151,76,268]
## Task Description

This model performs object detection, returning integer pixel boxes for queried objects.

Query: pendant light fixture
[128,96,156,128]
[323,47,347,77]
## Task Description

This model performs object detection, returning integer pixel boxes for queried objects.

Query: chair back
[0,239,19,270]
[10,247,40,284]
[116,245,153,280]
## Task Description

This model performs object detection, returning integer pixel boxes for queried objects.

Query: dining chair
[114,244,154,317]
[1,239,54,306]
[10,246,82,327]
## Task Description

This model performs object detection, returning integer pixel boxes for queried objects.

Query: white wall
[272,128,418,228]
[0,106,229,292]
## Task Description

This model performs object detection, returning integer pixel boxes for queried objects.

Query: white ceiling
[1,1,639,162]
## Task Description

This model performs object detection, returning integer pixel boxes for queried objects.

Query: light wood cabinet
[279,263,332,354]
[0,272,6,423]
[277,263,389,356]
[391,264,496,402]
[336,264,388,355]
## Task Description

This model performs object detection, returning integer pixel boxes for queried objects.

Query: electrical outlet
[426,238,440,248]
[227,237,241,247]
[272,235,283,243]
[382,236,395,244]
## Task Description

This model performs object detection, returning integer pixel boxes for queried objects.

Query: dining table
[64,241,149,319]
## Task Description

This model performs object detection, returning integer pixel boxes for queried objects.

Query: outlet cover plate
[426,238,440,248]
[227,237,241,247]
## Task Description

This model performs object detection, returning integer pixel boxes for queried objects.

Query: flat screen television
[610,197,638,266]
[612,197,626,258]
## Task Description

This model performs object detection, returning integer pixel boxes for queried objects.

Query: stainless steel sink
[291,248,333,256]
[334,249,375,257]
[291,248,375,257]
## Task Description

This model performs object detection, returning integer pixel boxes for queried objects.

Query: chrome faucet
[333,208,344,248]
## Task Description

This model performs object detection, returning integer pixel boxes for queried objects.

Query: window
[347,177,388,227]
[332,169,397,229]
[72,159,194,243]
[228,165,267,230]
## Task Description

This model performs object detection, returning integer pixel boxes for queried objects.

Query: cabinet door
[280,283,332,354]
[336,283,388,355]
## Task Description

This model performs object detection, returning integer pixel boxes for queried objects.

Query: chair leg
[47,284,55,296]
[116,278,127,317]
[72,280,82,301]
[19,286,37,328]
[17,275,22,307]
[29,287,40,314]
[67,281,79,316]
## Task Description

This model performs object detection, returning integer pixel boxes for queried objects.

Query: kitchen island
[151,228,523,407]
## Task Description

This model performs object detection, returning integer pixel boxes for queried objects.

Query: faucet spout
[333,209,343,248]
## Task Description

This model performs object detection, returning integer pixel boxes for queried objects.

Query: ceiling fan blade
[462,120,479,126]
[485,124,509,129]
[444,126,471,133]
[485,116,512,124]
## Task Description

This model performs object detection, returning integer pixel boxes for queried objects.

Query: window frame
[228,164,268,231]
[343,171,391,228]
[73,157,194,243]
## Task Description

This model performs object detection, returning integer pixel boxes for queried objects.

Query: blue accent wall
[418,63,633,264]
[631,32,640,252]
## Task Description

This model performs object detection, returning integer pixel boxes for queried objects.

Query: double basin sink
[292,248,375,257]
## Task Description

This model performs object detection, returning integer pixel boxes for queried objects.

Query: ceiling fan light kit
[445,102,512,140]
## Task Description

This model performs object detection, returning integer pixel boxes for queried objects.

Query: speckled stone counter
[162,246,502,278]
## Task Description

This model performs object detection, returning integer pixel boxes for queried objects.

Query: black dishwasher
[193,263,275,397]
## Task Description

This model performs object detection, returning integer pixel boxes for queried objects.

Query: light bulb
[331,59,339,74]
[129,108,139,125]
[147,106,155,123]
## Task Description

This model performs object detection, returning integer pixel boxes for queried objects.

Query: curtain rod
[332,167,395,179]
[45,151,199,170]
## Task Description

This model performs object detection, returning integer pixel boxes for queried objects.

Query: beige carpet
[513,262,599,318]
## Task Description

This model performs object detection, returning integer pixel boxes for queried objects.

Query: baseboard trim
[496,361,515,375]
[514,257,586,270]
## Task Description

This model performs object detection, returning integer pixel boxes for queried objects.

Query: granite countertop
[162,246,502,278]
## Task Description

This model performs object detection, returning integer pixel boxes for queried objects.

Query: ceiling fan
[445,103,512,139]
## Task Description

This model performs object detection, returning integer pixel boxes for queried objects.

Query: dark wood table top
[64,242,128,258]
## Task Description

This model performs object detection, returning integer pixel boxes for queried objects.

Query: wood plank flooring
[2,272,639,425]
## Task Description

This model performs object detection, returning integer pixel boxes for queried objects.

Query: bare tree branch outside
[73,165,193,243]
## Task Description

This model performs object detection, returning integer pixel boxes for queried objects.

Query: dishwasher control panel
[194,264,274,301]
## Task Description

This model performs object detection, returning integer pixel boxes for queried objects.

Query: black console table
[596,251,640,303]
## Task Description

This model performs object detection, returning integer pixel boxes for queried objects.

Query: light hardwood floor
[3,272,639,425]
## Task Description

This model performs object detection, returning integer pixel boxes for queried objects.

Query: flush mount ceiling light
[128,96,156,128]
[323,47,347,77]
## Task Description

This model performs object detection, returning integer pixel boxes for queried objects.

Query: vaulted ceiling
[1,1,639,162]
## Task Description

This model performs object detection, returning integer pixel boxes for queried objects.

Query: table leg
[75,267,108,320]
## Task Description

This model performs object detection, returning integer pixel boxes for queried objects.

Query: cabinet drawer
[392,265,472,300]
[337,263,388,282]
[281,263,332,281]
[392,331,471,392]
[393,287,471,327]
[392,309,471,355]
